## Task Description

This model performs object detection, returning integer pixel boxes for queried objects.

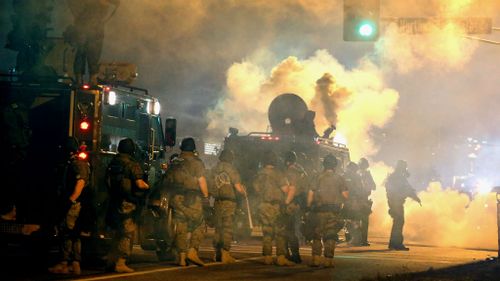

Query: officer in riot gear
[165,137,208,266]
[307,154,348,267]
[106,138,149,273]
[48,137,90,275]
[211,149,246,264]
[284,150,308,263]
[385,160,421,251]
[343,162,364,246]
[253,151,296,266]
[358,157,376,246]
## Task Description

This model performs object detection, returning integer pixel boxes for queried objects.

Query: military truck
[0,73,177,261]
[223,93,351,238]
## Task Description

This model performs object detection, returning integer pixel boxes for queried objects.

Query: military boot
[71,261,81,275]
[48,261,69,274]
[221,249,236,264]
[114,258,134,273]
[178,252,187,266]
[263,255,274,265]
[187,248,205,266]
[310,255,322,267]
[276,255,296,266]
[214,248,222,262]
[323,257,335,268]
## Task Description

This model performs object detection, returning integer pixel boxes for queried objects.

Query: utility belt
[214,197,237,202]
[313,203,342,213]
[263,200,282,205]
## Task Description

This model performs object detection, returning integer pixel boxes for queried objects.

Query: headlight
[108,91,117,105]
[154,101,161,115]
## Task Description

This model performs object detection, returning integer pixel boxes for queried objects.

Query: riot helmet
[262,151,278,167]
[284,151,297,165]
[180,137,196,152]
[219,149,234,163]
[323,154,338,170]
[358,157,369,170]
[346,161,358,172]
[118,138,136,155]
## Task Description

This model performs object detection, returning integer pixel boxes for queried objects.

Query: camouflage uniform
[310,170,348,259]
[211,161,241,253]
[343,164,364,245]
[284,163,307,262]
[167,151,206,255]
[60,157,90,264]
[253,166,288,258]
[358,163,376,245]
[107,153,145,260]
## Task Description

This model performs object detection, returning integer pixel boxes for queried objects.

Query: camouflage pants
[285,202,301,257]
[62,202,82,262]
[311,212,343,258]
[213,200,236,251]
[259,202,286,256]
[172,194,205,253]
[112,201,137,259]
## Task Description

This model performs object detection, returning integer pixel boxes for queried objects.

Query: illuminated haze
[0,0,499,249]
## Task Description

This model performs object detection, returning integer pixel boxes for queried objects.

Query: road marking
[73,256,263,281]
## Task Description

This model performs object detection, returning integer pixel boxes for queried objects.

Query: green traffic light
[358,22,375,37]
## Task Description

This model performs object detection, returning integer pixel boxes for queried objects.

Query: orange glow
[80,121,90,131]
[78,152,88,160]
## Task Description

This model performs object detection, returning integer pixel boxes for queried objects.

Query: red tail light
[78,151,88,160]
[80,120,90,131]
[82,84,90,90]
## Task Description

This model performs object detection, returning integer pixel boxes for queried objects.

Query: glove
[202,196,211,209]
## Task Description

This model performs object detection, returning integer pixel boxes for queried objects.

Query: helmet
[118,138,136,155]
[180,137,196,152]
[323,154,338,169]
[219,149,234,163]
[284,151,297,164]
[358,157,369,170]
[262,151,278,166]
[347,161,358,172]
[395,160,407,171]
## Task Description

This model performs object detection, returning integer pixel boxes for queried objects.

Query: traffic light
[343,0,380,41]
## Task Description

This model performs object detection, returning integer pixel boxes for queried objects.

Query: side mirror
[164,117,176,147]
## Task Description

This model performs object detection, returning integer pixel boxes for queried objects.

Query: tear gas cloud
[0,0,499,249]
[205,0,499,249]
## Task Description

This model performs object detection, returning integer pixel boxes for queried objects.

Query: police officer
[211,149,246,264]
[168,137,208,266]
[343,162,364,246]
[106,138,149,273]
[307,154,348,267]
[284,151,308,263]
[253,151,295,266]
[48,138,90,275]
[358,157,376,246]
[385,160,421,251]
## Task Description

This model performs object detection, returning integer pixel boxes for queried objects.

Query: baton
[245,194,254,229]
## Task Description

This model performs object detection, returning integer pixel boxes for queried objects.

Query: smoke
[204,0,499,250]
[0,0,498,249]
[369,181,498,249]
[206,50,399,160]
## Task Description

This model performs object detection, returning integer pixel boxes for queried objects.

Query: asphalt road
[6,235,494,281]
